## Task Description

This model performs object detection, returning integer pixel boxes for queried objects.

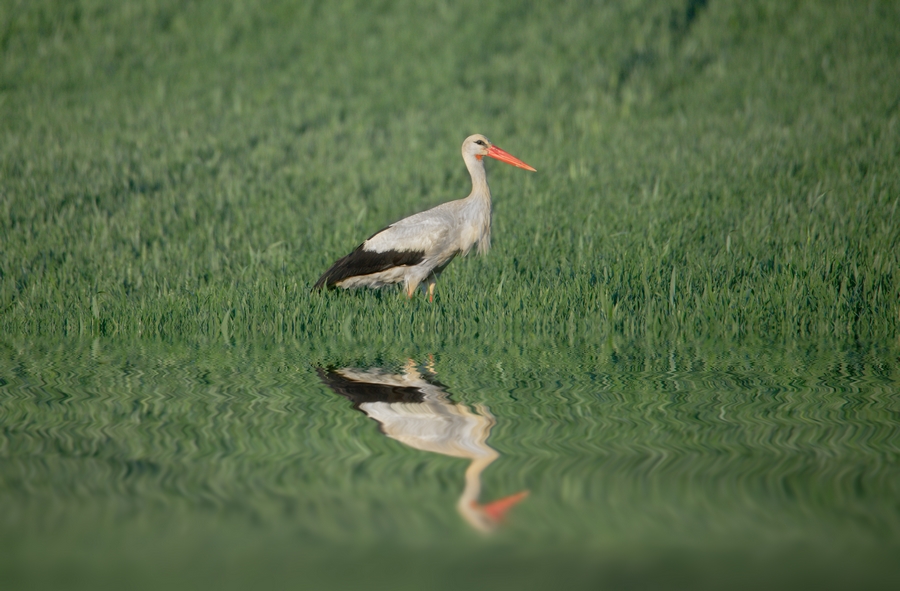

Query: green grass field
[2,0,899,347]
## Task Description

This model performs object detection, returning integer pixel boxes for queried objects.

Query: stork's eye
[475,140,486,146]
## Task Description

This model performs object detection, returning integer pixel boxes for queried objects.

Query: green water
[2,338,898,590]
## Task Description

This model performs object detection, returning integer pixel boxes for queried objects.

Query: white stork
[314,134,535,301]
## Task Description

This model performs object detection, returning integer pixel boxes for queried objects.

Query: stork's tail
[313,271,332,290]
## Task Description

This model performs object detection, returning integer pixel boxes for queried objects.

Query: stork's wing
[313,243,424,289]
[313,206,455,289]
[363,212,452,254]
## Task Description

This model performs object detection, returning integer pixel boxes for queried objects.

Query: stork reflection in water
[317,360,528,533]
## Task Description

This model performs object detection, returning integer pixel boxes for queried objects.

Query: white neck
[463,152,491,203]
[461,151,493,254]
[456,442,500,533]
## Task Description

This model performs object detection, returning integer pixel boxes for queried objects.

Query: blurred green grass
[1,0,899,348]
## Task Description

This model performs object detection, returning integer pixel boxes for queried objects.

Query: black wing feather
[314,242,425,289]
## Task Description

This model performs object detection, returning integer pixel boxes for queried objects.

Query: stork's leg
[406,276,426,300]
[406,278,422,299]
[421,274,437,303]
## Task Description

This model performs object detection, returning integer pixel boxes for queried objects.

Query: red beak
[487,145,537,172]
[479,490,530,523]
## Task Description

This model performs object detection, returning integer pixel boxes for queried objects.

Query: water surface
[1,338,898,590]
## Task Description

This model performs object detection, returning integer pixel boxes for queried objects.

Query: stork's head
[462,134,536,171]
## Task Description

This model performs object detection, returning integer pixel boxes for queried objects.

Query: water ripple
[1,338,898,554]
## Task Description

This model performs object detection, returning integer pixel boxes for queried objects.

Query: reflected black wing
[316,367,425,409]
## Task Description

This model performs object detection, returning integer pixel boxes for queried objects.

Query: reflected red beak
[480,490,530,523]
[487,145,537,172]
